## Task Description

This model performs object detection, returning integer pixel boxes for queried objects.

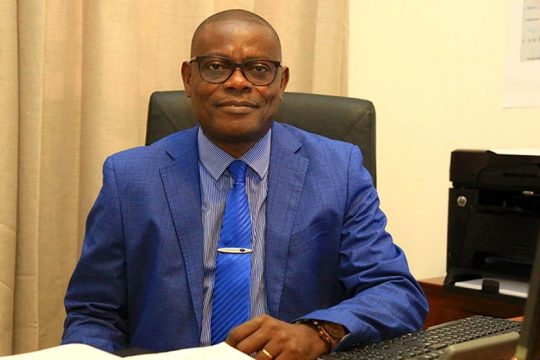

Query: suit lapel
[265,123,309,316]
[159,128,205,329]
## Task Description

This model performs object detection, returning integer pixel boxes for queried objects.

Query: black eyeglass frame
[189,56,282,86]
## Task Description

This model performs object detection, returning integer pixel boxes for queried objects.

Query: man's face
[182,20,289,154]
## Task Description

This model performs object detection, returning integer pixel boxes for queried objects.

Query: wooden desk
[419,277,525,328]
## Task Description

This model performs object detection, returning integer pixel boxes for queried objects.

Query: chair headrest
[146,90,376,184]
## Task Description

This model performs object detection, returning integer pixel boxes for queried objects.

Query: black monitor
[515,229,540,360]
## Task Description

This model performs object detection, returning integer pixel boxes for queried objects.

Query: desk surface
[419,277,525,328]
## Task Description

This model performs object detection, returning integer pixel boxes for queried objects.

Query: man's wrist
[298,319,347,352]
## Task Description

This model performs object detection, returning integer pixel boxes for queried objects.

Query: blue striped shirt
[197,127,270,346]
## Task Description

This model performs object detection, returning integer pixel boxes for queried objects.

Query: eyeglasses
[190,56,282,86]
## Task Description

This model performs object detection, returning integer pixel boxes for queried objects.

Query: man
[62,9,428,360]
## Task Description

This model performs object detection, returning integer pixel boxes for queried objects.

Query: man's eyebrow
[195,54,280,62]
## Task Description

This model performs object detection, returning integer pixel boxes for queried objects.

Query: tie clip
[217,247,253,254]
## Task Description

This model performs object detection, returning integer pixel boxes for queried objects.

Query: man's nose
[223,67,252,90]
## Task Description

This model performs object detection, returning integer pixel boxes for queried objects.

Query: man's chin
[220,129,268,144]
[206,125,270,147]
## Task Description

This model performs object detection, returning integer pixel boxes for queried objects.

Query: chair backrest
[146,90,377,184]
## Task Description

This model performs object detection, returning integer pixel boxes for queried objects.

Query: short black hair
[191,9,282,59]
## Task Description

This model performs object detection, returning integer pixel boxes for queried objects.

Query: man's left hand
[226,314,328,360]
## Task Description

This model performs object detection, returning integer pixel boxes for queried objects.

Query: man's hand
[226,315,329,360]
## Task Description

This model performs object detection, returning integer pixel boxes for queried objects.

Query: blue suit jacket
[62,122,427,352]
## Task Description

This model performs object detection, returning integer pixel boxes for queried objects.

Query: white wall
[349,1,540,279]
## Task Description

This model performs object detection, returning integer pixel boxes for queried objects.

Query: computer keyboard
[322,315,521,360]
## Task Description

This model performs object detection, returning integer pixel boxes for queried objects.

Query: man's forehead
[191,20,281,58]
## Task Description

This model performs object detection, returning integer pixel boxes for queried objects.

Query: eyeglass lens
[197,57,279,86]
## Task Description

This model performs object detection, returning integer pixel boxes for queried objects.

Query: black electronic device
[515,224,540,360]
[445,150,540,287]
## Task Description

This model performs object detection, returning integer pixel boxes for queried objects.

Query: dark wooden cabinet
[419,277,525,328]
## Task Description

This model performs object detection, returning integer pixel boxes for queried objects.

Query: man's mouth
[216,100,259,113]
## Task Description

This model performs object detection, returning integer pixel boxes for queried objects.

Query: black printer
[445,150,540,287]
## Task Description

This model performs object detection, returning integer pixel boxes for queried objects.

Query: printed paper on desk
[0,343,252,360]
[0,344,119,359]
[127,342,253,360]
[454,277,529,299]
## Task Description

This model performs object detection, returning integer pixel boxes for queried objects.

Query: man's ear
[181,61,192,97]
[279,66,290,99]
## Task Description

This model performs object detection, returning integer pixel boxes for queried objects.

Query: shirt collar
[197,127,271,181]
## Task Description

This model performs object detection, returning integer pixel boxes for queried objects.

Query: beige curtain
[0,0,348,355]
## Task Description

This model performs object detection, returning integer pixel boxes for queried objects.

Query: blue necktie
[211,160,252,344]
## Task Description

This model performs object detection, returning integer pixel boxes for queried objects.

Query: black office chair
[146,90,377,185]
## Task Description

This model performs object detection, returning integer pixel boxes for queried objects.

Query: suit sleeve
[298,146,428,349]
[61,157,129,351]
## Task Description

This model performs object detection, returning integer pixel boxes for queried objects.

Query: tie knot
[228,160,247,183]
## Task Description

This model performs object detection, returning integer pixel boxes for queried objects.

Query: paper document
[0,342,252,360]
[454,277,529,298]
[129,342,252,359]
[0,344,118,359]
